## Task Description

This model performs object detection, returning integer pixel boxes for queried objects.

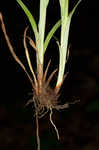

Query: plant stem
[37,0,49,70]
[36,0,49,93]
[37,60,43,94]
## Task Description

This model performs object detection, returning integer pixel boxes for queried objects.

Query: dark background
[0,0,99,150]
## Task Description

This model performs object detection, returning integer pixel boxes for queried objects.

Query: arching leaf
[69,0,82,19]
[44,20,61,53]
[17,0,38,41]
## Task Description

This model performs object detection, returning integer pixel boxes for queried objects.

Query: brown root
[0,12,35,89]
[43,60,51,82]
[50,108,59,140]
[27,36,37,52]
[24,27,38,91]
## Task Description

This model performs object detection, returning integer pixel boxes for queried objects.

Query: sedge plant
[0,0,81,150]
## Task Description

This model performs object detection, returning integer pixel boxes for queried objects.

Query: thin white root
[25,99,34,107]
[54,103,69,110]
[38,109,49,118]
[54,99,80,110]
[50,108,59,140]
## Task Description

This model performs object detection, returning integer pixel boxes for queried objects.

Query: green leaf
[56,0,82,87]
[37,0,49,65]
[17,0,38,41]
[59,0,69,17]
[44,20,61,53]
[56,18,70,87]
[69,0,82,19]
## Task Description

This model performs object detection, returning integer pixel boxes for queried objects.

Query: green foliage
[37,0,50,65]
[17,0,38,42]
[56,0,82,86]
[17,0,61,67]
[16,0,82,87]
[44,20,61,53]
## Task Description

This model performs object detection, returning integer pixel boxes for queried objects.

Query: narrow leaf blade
[17,0,38,40]
[69,0,82,19]
[44,20,61,53]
